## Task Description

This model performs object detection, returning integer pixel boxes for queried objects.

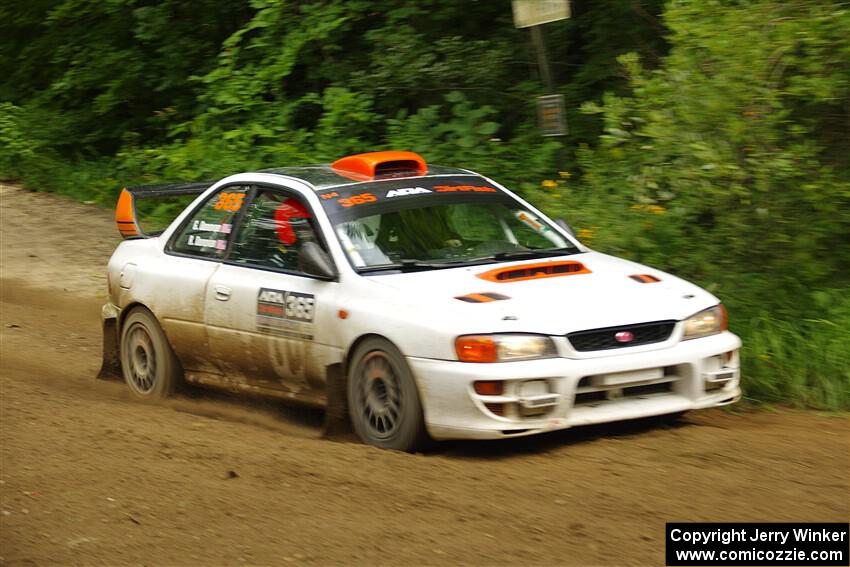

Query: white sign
[512,0,571,28]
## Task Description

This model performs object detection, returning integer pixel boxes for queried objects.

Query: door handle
[214,285,232,301]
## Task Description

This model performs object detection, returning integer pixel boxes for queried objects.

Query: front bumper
[409,331,742,440]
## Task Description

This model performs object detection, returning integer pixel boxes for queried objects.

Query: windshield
[317,176,579,273]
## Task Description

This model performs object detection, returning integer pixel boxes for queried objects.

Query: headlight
[455,334,557,363]
[682,304,728,340]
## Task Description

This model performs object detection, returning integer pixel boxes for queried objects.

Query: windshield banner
[317,176,507,217]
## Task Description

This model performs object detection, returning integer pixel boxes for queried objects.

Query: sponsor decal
[187,235,227,250]
[192,220,233,234]
[317,177,505,216]
[213,191,245,212]
[433,185,498,193]
[385,187,431,198]
[337,192,377,208]
[257,288,315,340]
[515,211,545,232]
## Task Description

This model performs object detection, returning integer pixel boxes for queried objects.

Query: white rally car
[100,151,741,451]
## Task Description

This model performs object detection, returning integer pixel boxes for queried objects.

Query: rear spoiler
[115,181,213,239]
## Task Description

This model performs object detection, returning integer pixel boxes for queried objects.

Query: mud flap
[97,306,122,381]
[323,363,353,439]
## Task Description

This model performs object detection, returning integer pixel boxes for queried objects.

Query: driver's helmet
[274,198,311,246]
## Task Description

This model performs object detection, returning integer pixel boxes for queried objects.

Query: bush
[548,1,850,408]
[0,103,43,179]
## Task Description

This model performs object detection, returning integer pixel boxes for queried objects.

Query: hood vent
[629,274,661,283]
[477,261,591,283]
[455,292,511,303]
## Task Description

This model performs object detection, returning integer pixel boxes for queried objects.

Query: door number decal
[257,288,315,340]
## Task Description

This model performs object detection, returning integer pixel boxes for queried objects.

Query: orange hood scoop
[477,260,591,283]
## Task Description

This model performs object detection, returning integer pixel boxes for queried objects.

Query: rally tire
[347,338,429,452]
[120,308,182,399]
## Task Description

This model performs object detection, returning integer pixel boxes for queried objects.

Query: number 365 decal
[257,288,315,340]
[338,192,376,208]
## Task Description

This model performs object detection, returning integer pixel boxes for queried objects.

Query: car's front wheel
[347,338,429,452]
[120,307,181,399]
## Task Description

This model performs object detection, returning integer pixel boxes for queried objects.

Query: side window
[169,186,249,259]
[228,189,324,273]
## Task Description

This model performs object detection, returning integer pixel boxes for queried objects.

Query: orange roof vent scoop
[331,151,427,181]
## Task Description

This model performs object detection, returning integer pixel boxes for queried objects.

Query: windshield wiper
[484,248,580,262]
[356,249,581,274]
[356,259,461,275]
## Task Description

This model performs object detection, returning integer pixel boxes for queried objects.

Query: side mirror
[555,218,575,237]
[299,242,338,280]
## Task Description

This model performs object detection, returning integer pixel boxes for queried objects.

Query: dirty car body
[101,151,741,451]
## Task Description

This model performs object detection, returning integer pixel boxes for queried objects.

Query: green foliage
[567,0,850,408]
[382,91,563,188]
[742,290,850,409]
[0,0,253,154]
[575,3,850,293]
[0,103,40,177]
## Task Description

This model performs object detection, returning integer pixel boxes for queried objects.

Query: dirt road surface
[1,183,847,566]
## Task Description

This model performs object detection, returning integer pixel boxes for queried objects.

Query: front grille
[574,380,675,406]
[567,320,676,352]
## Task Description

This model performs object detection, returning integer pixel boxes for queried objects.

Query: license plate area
[596,367,663,387]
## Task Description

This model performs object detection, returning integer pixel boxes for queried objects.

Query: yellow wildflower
[647,205,666,215]
[559,171,572,179]
[576,228,595,244]
[541,179,557,189]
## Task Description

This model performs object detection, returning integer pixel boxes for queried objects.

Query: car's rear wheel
[347,338,428,452]
[120,308,181,399]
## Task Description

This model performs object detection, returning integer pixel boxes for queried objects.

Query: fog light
[474,380,504,396]
[484,402,505,416]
